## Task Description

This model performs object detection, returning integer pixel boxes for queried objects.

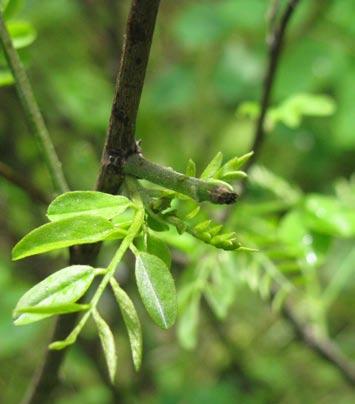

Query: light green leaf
[185,159,196,177]
[304,194,355,238]
[0,69,14,87]
[47,191,131,221]
[135,252,177,329]
[110,279,142,371]
[93,309,117,383]
[14,265,96,325]
[7,20,36,49]
[16,303,90,315]
[177,291,200,350]
[12,215,115,260]
[221,170,247,181]
[200,152,223,179]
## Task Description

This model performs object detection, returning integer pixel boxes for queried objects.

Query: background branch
[0,160,50,205]
[0,14,68,194]
[246,0,300,171]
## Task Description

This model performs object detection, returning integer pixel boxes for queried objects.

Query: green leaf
[304,194,355,238]
[13,265,96,325]
[0,69,14,87]
[134,252,177,329]
[177,291,200,350]
[200,152,223,179]
[185,158,196,177]
[12,215,115,260]
[0,0,10,12]
[110,279,142,371]
[16,303,90,315]
[93,309,117,383]
[7,20,36,49]
[47,191,131,221]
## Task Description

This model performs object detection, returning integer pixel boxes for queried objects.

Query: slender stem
[0,161,50,205]
[124,154,238,204]
[246,0,301,171]
[0,14,68,194]
[96,0,161,194]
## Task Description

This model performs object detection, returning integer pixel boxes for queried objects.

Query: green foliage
[47,191,131,221]
[134,251,177,329]
[13,265,96,325]
[238,93,336,131]
[12,215,115,260]
[110,279,142,371]
[92,309,117,383]
[10,150,251,374]
[0,2,36,87]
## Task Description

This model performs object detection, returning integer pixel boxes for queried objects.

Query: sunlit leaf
[12,215,115,260]
[7,20,36,49]
[47,191,131,221]
[200,152,223,179]
[13,265,96,325]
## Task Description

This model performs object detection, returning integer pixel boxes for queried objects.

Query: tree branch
[22,1,161,402]
[96,0,161,194]
[124,154,237,204]
[272,287,355,386]
[246,0,300,171]
[0,14,68,194]
[0,161,50,205]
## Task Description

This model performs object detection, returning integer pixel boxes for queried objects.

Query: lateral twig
[0,14,68,194]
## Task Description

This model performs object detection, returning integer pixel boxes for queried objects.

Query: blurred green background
[0,0,354,403]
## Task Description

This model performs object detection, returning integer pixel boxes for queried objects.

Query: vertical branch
[246,0,300,170]
[22,1,161,403]
[0,14,68,193]
[96,0,161,194]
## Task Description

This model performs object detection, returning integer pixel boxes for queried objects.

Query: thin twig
[246,0,300,171]
[22,1,161,403]
[272,287,355,386]
[124,154,237,204]
[0,161,50,205]
[0,14,69,194]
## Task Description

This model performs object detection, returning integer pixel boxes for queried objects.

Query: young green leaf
[200,152,223,179]
[12,215,115,260]
[110,279,142,371]
[93,309,117,383]
[185,158,196,177]
[13,265,96,325]
[47,191,131,221]
[134,252,177,329]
